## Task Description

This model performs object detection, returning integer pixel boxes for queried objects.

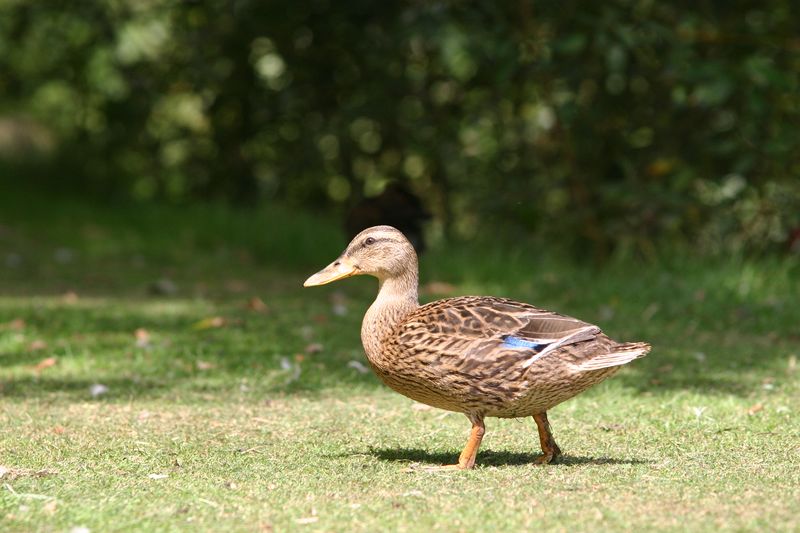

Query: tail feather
[575,341,651,372]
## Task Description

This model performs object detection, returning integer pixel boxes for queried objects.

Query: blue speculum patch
[501,335,546,351]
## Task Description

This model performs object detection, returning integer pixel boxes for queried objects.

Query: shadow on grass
[0,373,361,401]
[1,290,794,402]
[0,376,170,400]
[3,187,798,407]
[365,447,650,467]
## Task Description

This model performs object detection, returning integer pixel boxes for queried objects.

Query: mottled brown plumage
[304,226,650,469]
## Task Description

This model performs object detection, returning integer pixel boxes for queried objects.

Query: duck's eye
[364,237,376,246]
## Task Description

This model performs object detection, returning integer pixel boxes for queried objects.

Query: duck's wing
[394,296,644,376]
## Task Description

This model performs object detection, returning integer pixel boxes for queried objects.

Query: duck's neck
[361,269,419,362]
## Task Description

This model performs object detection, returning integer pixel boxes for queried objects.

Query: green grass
[1,193,799,532]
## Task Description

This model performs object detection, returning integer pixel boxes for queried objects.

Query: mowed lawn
[1,197,798,532]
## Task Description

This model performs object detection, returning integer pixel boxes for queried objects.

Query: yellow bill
[303,257,359,287]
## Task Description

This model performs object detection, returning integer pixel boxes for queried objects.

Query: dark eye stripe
[345,235,400,255]
[358,236,393,250]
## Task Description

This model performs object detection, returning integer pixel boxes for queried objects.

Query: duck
[304,226,650,469]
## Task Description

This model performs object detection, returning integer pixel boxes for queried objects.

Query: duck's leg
[416,415,485,471]
[532,412,562,464]
[456,415,485,469]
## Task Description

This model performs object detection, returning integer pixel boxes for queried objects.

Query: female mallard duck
[304,226,650,469]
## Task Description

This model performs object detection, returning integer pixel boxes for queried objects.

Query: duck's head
[303,225,418,287]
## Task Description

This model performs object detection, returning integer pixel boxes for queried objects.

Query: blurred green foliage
[1,0,798,257]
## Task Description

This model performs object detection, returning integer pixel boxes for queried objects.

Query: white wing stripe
[520,325,600,368]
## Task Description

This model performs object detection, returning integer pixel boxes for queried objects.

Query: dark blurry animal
[345,183,430,254]
[787,227,800,254]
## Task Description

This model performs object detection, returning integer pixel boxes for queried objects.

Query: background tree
[1,0,798,257]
